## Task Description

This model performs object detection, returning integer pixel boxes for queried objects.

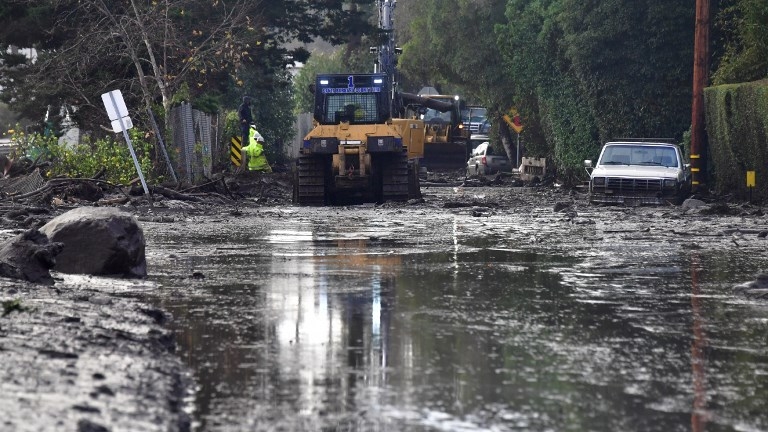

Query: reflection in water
[690,253,708,432]
[145,218,768,431]
[452,216,459,279]
[262,235,400,429]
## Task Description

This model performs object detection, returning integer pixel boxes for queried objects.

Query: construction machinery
[294,0,435,205]
[293,73,424,205]
[403,89,469,171]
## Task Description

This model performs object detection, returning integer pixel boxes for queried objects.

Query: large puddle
[144,207,768,431]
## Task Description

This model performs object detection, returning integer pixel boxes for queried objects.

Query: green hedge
[704,80,768,198]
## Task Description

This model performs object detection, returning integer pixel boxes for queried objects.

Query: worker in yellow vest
[241,125,272,172]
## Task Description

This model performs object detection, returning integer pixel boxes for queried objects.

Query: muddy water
[143,197,768,431]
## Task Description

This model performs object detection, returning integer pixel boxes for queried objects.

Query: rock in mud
[681,198,707,209]
[733,273,768,299]
[39,207,147,278]
[553,201,572,212]
[0,229,63,284]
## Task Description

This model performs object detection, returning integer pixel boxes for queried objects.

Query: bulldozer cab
[314,74,391,126]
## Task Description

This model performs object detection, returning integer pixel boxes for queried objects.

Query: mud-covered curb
[0,281,192,432]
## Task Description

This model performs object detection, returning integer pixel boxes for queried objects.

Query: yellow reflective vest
[242,129,271,172]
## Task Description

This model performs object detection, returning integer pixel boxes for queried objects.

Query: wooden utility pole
[690,0,710,191]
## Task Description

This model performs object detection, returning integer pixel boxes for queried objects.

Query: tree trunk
[498,119,517,168]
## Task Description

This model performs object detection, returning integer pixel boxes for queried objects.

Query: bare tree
[88,0,257,121]
[1,0,373,132]
[1,0,260,129]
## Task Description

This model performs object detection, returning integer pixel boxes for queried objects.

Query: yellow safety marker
[690,154,702,189]
[230,136,243,167]
[747,170,756,202]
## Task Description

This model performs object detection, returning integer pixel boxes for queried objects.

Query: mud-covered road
[3,177,768,431]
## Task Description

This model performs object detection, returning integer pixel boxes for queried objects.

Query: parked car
[467,141,510,176]
[585,139,691,205]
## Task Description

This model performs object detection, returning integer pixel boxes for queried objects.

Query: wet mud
[0,275,192,432]
[2,173,768,431]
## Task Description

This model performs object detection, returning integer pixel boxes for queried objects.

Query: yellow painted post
[747,171,756,187]
[690,154,701,186]
[230,136,243,167]
[747,170,756,202]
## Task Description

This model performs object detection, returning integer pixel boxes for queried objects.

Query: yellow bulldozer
[293,73,425,205]
[404,88,470,171]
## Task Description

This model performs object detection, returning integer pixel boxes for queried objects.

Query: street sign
[502,108,524,134]
[100,89,147,195]
[101,90,133,133]
[511,115,524,133]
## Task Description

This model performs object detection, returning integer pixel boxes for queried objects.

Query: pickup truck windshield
[599,145,678,167]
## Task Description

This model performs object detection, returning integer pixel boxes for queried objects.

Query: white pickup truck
[466,141,510,176]
[585,139,691,205]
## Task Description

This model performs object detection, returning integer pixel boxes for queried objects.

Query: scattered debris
[0,229,63,284]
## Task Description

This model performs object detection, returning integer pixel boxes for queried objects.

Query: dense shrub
[10,129,155,185]
[704,80,768,198]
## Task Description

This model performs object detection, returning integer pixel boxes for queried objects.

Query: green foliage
[558,0,694,141]
[7,127,58,160]
[250,73,295,166]
[492,0,695,181]
[398,0,511,100]
[396,0,700,181]
[11,129,156,184]
[223,111,241,146]
[224,69,296,166]
[193,94,222,115]
[713,0,768,85]
[538,76,601,180]
[2,298,28,317]
[171,83,220,114]
[704,80,768,198]
[0,1,375,141]
[495,0,597,180]
[0,102,21,133]
[170,83,192,108]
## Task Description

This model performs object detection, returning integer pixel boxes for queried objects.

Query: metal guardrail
[0,168,45,195]
[0,138,15,157]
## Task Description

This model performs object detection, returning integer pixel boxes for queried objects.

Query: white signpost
[100,90,149,195]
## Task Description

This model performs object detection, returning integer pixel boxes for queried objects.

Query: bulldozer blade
[421,141,469,171]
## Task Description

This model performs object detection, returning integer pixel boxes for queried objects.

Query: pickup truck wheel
[674,190,689,205]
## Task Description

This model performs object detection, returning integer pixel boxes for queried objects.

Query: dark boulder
[0,229,63,284]
[734,273,768,300]
[39,207,147,278]
[553,202,571,212]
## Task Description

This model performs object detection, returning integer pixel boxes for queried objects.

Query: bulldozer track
[382,151,409,202]
[296,155,327,205]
